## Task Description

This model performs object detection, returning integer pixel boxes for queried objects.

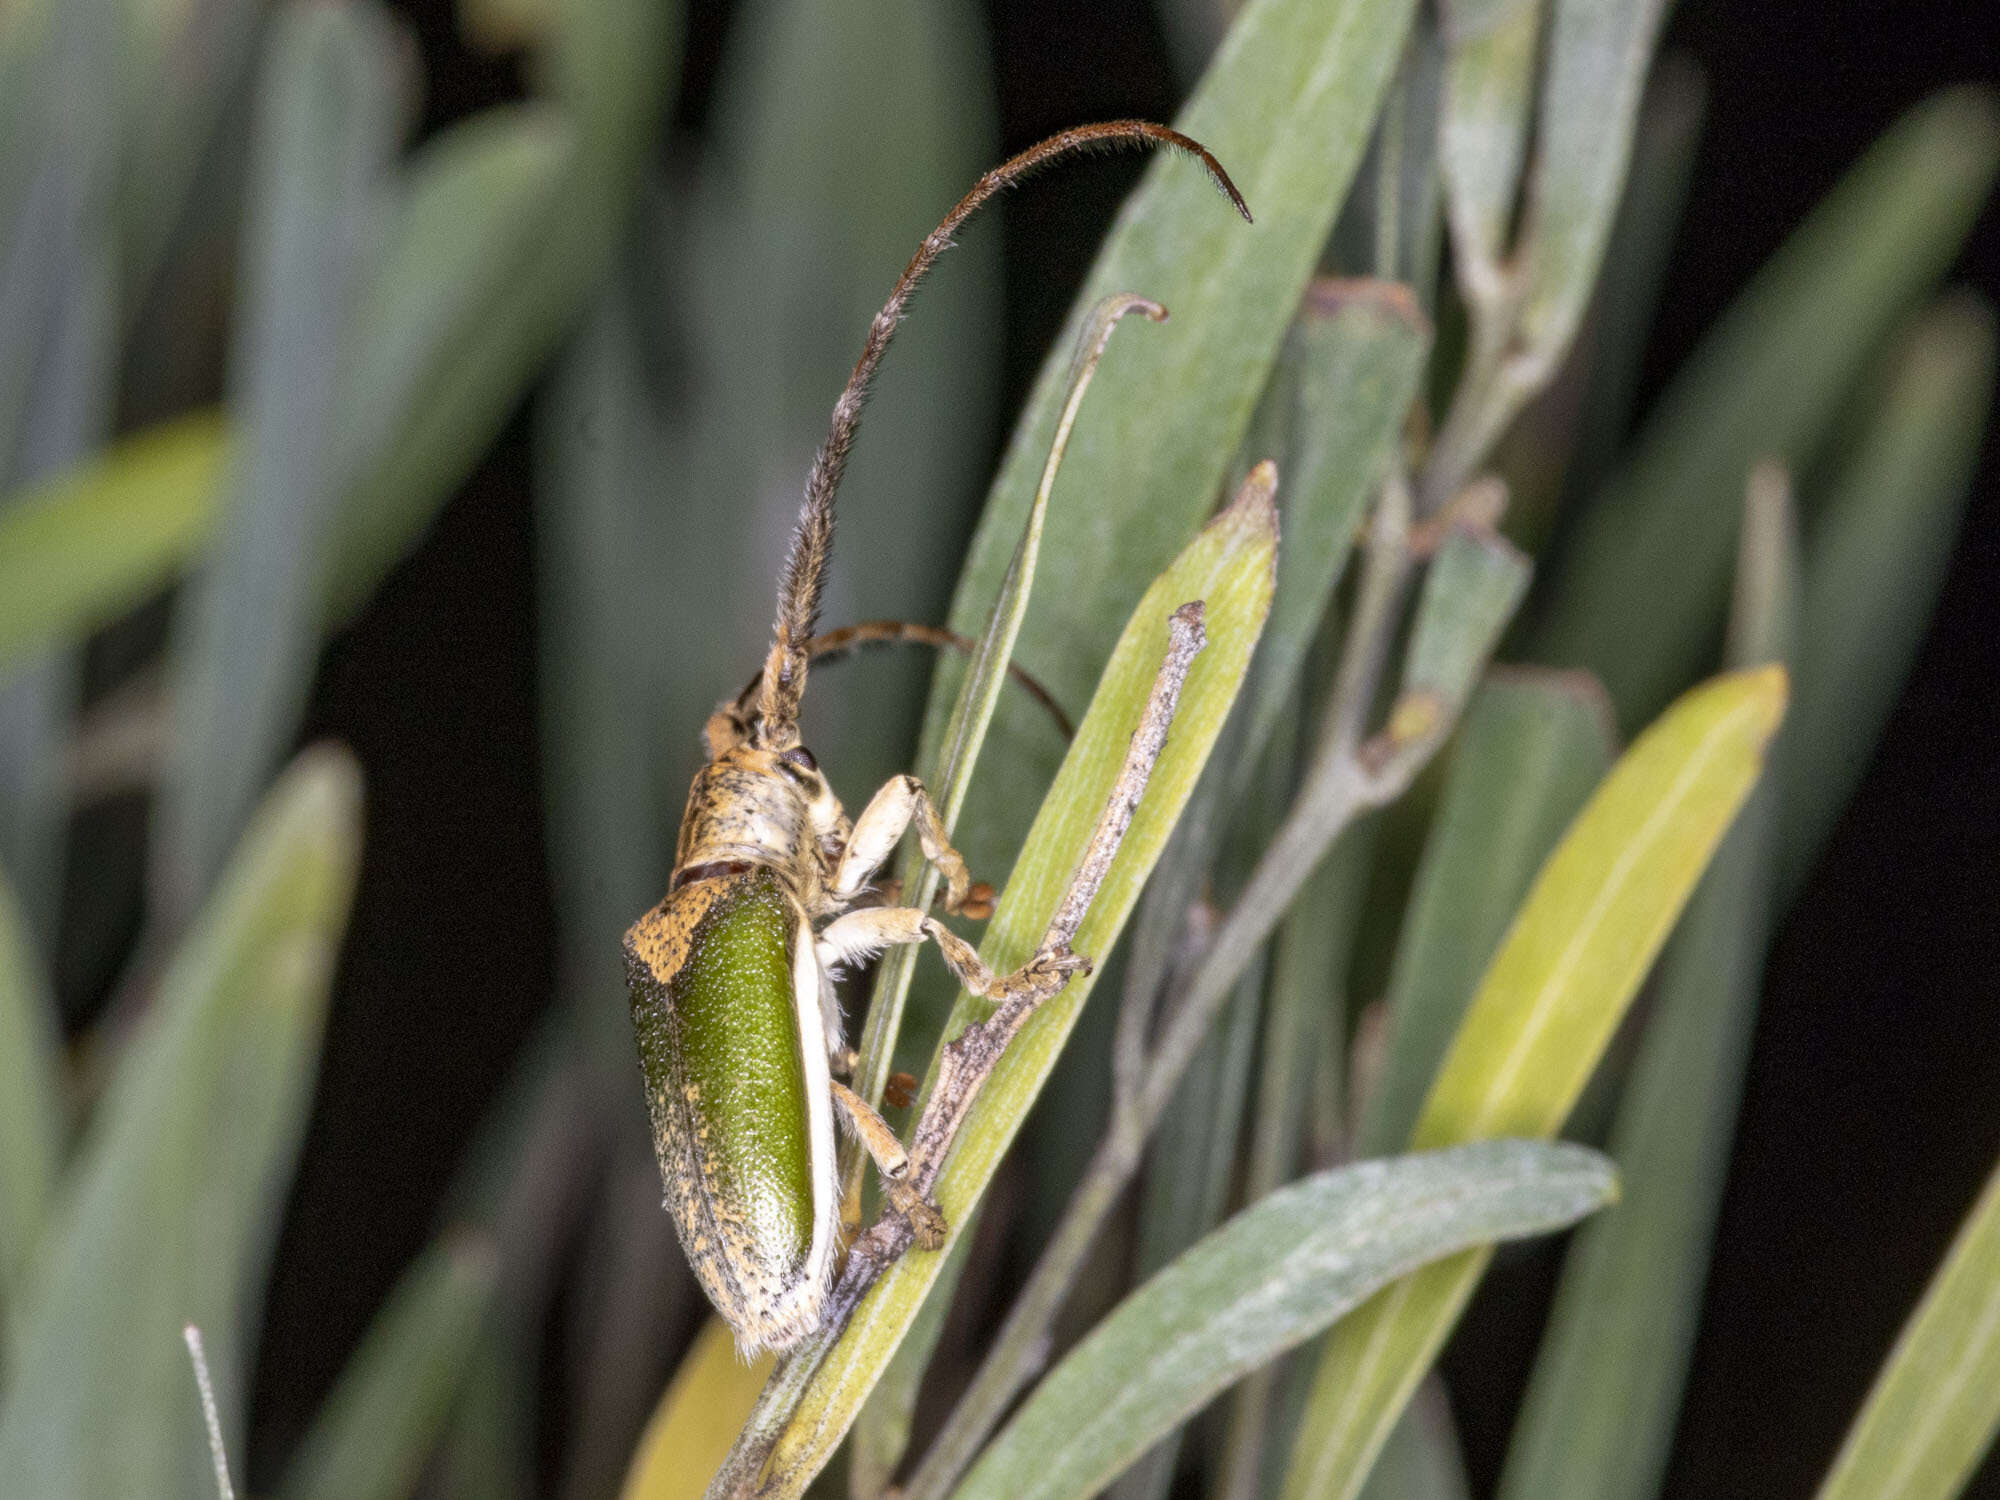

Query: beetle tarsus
[891,1184,948,1251]
[955,881,996,921]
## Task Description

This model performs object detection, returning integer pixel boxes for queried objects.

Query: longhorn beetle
[624,121,1250,1354]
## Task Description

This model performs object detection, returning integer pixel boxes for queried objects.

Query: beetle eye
[779,746,818,776]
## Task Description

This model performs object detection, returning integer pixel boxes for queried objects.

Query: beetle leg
[816,908,1092,1003]
[832,775,993,918]
[829,1079,946,1248]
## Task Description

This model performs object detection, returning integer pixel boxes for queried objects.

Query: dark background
[254,0,2000,1493]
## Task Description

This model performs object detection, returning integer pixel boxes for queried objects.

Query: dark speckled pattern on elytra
[625,869,819,1341]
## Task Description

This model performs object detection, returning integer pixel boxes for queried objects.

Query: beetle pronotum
[624,121,1249,1354]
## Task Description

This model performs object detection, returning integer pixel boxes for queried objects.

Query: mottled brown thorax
[674,747,846,913]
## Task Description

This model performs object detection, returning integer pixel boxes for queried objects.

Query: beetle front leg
[829,1079,946,1249]
[833,775,993,918]
[816,908,1091,1007]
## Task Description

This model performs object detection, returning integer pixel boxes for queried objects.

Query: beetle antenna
[753,120,1250,743]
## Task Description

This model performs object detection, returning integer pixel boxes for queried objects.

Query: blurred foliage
[0,0,1992,1497]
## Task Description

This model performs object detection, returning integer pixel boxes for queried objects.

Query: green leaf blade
[1242,277,1431,771]
[752,478,1278,1499]
[1778,293,1997,906]
[1496,469,1797,1500]
[958,1141,1617,1500]
[156,0,403,910]
[1514,0,1673,367]
[929,0,1421,893]
[0,412,228,685]
[280,1235,499,1500]
[1438,0,1541,274]
[1359,669,1615,1157]
[1815,1156,2000,1500]
[1531,86,2000,732]
[0,860,62,1311]
[1281,666,1787,1500]
[0,747,362,1498]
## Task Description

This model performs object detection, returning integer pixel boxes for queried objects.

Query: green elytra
[629,871,816,1278]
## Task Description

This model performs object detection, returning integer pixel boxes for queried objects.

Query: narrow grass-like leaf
[956,1141,1616,1500]
[0,0,122,946]
[1557,57,1705,512]
[535,279,683,1060]
[1531,87,2000,731]
[326,0,674,617]
[1359,670,1613,1155]
[280,1235,499,1500]
[1512,0,1672,370]
[1397,528,1531,722]
[114,0,264,300]
[1497,469,1796,1500]
[623,1320,776,1500]
[926,0,1420,894]
[0,859,61,1309]
[1281,666,1786,1500]
[851,293,1165,1153]
[1438,0,1541,276]
[156,0,402,912]
[325,107,576,612]
[1240,278,1431,771]
[1112,963,1263,1500]
[1360,1384,1471,1500]
[747,479,1277,1499]
[0,747,361,1497]
[1219,822,1378,1500]
[1777,293,1997,907]
[1815,1154,2000,1500]
[0,412,228,684]
[847,1225,975,1499]
[1374,26,1446,296]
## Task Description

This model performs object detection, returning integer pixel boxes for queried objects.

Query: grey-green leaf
[1360,1383,1472,1500]
[325,105,577,614]
[155,0,403,913]
[1513,0,1673,370]
[1530,87,2000,731]
[953,1141,1617,1500]
[1397,528,1532,723]
[0,859,61,1314]
[325,0,674,619]
[0,746,362,1498]
[280,1235,499,1500]
[1777,293,1996,907]
[1438,0,1541,276]
[926,0,1423,893]
[1241,278,1432,774]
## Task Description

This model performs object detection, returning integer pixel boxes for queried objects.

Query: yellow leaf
[621,1320,774,1500]
[1281,665,1787,1500]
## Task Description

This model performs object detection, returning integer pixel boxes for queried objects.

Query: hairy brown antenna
[751,120,1251,744]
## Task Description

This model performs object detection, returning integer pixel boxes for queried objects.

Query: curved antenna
[730,621,1075,741]
[752,120,1251,744]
